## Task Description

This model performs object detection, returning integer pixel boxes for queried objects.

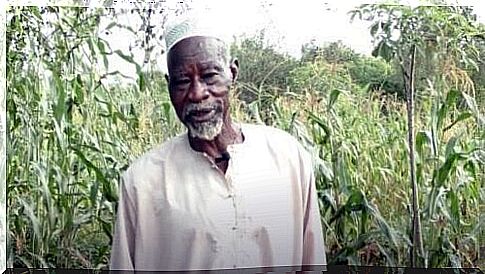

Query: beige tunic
[110,124,327,272]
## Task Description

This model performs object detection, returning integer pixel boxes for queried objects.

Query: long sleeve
[110,171,136,270]
[301,149,327,270]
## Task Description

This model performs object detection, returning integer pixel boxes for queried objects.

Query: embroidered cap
[164,8,232,54]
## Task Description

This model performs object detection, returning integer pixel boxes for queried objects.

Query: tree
[350,3,485,267]
[301,40,358,64]
[230,31,299,103]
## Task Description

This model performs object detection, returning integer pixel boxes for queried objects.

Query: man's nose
[188,79,209,102]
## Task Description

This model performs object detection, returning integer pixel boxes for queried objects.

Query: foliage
[345,56,402,95]
[288,61,354,96]
[351,4,485,93]
[6,6,181,268]
[350,3,485,267]
[230,31,299,103]
[301,40,358,64]
[6,4,484,270]
[100,1,192,68]
[300,41,405,97]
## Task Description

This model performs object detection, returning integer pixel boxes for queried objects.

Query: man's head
[165,36,238,140]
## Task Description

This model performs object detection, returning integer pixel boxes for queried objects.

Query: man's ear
[230,58,239,83]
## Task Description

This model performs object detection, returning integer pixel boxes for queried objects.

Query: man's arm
[301,149,327,269]
[110,171,136,270]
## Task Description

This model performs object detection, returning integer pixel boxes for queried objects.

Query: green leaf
[317,158,334,181]
[328,89,346,110]
[374,41,394,62]
[114,50,141,74]
[461,92,485,125]
[349,9,362,22]
[347,188,365,212]
[18,198,41,244]
[434,152,467,187]
[370,22,379,37]
[71,146,109,186]
[138,72,146,92]
[307,111,331,144]
[105,21,117,30]
[367,203,398,250]
[444,135,460,158]
[329,204,348,224]
[416,130,434,156]
[90,181,99,207]
[32,7,42,20]
[443,112,473,132]
[437,89,460,132]
[74,74,85,105]
[319,189,337,212]
[96,38,111,69]
[448,190,460,232]
[97,38,106,53]
[53,73,66,124]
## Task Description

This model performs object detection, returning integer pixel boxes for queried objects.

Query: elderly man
[110,12,326,273]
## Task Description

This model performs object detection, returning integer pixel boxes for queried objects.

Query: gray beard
[186,116,223,140]
[183,102,224,141]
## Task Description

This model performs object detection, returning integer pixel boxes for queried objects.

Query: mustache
[183,102,222,119]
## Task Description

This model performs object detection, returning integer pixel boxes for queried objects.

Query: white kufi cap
[164,8,232,53]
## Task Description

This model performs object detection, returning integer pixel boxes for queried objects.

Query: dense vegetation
[5,4,485,269]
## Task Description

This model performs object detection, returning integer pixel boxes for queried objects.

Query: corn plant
[6,6,181,268]
[6,4,484,270]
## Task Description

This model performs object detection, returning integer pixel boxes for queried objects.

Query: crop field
[5,4,485,269]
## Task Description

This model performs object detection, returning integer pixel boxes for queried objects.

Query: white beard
[183,102,224,140]
[187,115,223,140]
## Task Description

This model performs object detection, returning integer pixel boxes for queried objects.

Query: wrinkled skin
[165,36,242,172]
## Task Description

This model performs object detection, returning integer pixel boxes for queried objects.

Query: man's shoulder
[242,123,312,163]
[124,133,187,176]
[243,123,294,138]
[243,123,304,148]
[242,123,314,177]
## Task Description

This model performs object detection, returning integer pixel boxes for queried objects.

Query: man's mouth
[188,108,216,122]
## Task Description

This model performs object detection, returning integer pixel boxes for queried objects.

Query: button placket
[225,147,241,267]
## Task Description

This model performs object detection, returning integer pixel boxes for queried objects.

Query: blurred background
[4,0,485,269]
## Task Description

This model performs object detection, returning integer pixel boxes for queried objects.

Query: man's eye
[203,73,218,82]
[174,79,190,87]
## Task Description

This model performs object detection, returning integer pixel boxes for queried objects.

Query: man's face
[166,36,237,140]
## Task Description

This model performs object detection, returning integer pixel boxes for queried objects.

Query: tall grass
[7,61,181,268]
[6,6,484,269]
[242,62,484,267]
[6,7,181,267]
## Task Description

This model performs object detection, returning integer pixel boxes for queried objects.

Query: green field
[5,4,485,269]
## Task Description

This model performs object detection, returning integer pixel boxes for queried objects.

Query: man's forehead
[169,37,226,58]
[169,60,224,76]
[167,37,227,69]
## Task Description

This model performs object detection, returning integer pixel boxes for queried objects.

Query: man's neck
[188,120,243,161]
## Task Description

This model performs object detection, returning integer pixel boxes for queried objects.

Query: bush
[289,60,354,95]
[230,31,299,102]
